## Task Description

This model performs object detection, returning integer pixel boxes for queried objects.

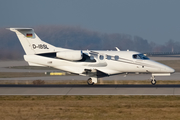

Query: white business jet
[8,28,175,85]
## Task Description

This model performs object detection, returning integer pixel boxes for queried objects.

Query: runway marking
[66,87,72,95]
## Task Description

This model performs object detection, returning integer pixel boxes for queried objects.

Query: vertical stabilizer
[8,28,56,55]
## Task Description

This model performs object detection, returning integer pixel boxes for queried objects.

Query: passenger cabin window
[115,55,119,60]
[99,55,104,60]
[106,55,111,60]
[133,54,149,60]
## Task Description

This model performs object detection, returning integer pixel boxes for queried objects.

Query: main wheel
[151,79,156,85]
[87,78,94,85]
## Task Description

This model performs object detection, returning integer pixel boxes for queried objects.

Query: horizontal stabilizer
[8,28,33,31]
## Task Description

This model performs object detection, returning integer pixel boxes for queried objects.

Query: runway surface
[1,84,180,95]
[0,59,179,95]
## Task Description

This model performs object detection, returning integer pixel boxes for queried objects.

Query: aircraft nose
[164,66,175,73]
[168,67,175,73]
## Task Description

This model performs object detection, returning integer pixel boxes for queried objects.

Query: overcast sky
[0,0,180,44]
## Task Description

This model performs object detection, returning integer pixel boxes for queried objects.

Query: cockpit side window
[133,55,137,59]
[133,54,149,60]
[139,54,149,60]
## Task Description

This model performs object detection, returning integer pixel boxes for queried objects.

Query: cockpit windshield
[133,54,149,60]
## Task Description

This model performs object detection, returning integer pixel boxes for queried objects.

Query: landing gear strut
[151,76,156,85]
[87,78,94,85]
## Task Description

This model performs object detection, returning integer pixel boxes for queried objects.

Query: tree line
[0,26,179,60]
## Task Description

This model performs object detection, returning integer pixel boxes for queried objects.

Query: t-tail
[8,28,59,55]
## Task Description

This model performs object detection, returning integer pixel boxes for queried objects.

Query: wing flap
[82,69,109,78]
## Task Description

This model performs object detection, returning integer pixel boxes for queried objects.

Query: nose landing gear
[151,76,156,85]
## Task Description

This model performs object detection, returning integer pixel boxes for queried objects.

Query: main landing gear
[151,76,156,85]
[87,78,94,85]
[87,76,157,85]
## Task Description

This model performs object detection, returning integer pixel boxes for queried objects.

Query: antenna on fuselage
[115,47,120,51]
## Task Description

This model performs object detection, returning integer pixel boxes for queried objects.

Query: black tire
[87,78,94,85]
[151,79,156,85]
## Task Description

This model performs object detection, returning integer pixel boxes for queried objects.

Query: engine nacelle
[56,50,82,61]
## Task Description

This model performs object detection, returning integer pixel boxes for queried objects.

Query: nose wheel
[151,76,156,85]
[151,79,156,85]
[87,78,94,85]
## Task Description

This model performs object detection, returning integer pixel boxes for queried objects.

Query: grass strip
[0,95,180,120]
[0,72,47,78]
